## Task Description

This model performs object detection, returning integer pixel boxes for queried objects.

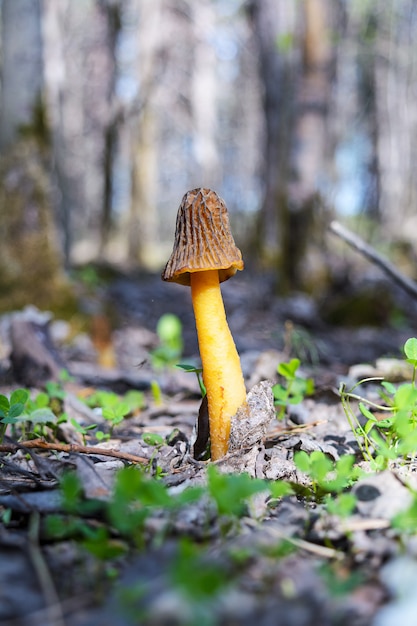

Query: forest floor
[1,268,417,626]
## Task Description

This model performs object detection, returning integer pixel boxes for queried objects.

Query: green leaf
[381,381,396,395]
[335,454,355,476]
[60,472,84,514]
[81,527,127,560]
[392,496,417,532]
[8,403,25,419]
[310,450,333,481]
[364,420,376,435]
[1,416,19,424]
[359,402,377,421]
[293,450,311,473]
[114,402,130,418]
[34,392,50,408]
[287,393,304,405]
[0,395,10,414]
[10,388,29,406]
[272,384,288,403]
[277,359,300,380]
[375,417,394,429]
[45,381,66,400]
[102,407,116,421]
[269,480,293,498]
[156,313,182,347]
[395,384,417,411]
[27,408,57,423]
[142,432,165,447]
[404,338,417,363]
[123,390,145,412]
[305,378,315,396]
[176,363,202,373]
[325,492,357,517]
[207,465,268,517]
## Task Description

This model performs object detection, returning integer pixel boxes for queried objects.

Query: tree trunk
[288,0,332,291]
[127,0,161,268]
[249,0,333,292]
[99,1,122,257]
[249,0,298,278]
[373,1,417,241]
[0,0,74,313]
[190,0,219,186]
[0,0,43,150]
[43,0,116,265]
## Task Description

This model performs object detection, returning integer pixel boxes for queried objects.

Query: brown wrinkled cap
[162,188,244,286]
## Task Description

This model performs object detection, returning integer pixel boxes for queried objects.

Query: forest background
[0,0,416,325]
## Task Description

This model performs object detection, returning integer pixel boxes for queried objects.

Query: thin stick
[329,220,417,300]
[0,438,149,465]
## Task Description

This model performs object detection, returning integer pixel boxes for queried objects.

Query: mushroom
[162,188,247,460]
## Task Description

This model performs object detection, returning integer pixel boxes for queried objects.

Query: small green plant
[0,388,29,441]
[150,380,163,406]
[207,465,292,518]
[177,363,206,396]
[272,358,315,420]
[151,313,184,369]
[294,451,362,500]
[70,418,98,445]
[84,389,145,437]
[142,432,165,447]
[0,386,68,442]
[340,337,417,469]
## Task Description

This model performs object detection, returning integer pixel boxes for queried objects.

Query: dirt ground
[1,269,417,626]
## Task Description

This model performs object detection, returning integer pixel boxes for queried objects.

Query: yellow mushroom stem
[190,269,247,460]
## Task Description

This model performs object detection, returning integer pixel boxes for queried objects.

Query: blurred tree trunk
[0,0,43,150]
[43,0,117,265]
[288,0,333,291]
[42,0,72,264]
[129,105,159,267]
[248,0,297,281]
[99,1,122,257]
[191,0,219,186]
[127,0,161,268]
[0,0,74,313]
[249,0,333,293]
[373,1,417,241]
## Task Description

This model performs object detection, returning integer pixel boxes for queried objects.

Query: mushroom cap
[162,188,244,286]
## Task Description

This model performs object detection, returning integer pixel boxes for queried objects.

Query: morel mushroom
[162,188,247,460]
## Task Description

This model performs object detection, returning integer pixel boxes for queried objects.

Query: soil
[1,269,417,626]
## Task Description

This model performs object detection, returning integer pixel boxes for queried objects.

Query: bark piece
[229,380,276,451]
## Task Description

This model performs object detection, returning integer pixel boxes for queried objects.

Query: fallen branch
[329,220,417,301]
[0,438,149,465]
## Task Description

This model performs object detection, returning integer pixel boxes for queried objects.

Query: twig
[329,220,417,300]
[339,518,390,532]
[244,519,344,560]
[265,419,328,442]
[0,438,149,465]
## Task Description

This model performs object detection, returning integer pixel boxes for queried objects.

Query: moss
[0,138,76,316]
[18,95,51,148]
